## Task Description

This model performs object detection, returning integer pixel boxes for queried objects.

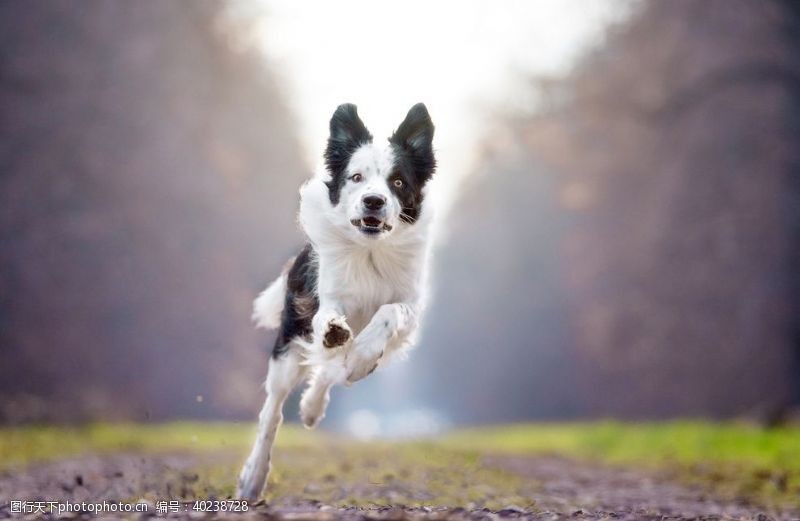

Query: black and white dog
[237,103,436,500]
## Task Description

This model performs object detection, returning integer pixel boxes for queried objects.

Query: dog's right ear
[328,104,372,145]
[324,104,373,205]
[325,104,372,173]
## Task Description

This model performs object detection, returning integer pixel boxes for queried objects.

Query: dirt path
[487,455,793,520]
[0,451,794,520]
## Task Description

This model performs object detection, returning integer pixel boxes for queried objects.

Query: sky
[238,0,631,210]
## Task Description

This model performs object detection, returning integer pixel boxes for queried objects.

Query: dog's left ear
[390,103,436,180]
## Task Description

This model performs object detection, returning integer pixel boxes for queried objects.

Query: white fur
[237,141,434,501]
[252,273,287,330]
[237,348,307,500]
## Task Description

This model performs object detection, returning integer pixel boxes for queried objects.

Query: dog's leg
[313,307,352,348]
[345,303,419,383]
[296,305,351,428]
[299,361,345,428]
[237,347,306,501]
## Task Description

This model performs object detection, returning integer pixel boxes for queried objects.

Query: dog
[236,103,437,500]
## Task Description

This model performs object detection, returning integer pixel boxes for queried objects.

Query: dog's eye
[350,173,363,183]
[393,179,403,188]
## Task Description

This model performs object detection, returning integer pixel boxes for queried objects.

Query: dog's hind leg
[237,346,306,501]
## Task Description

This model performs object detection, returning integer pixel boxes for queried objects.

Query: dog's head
[323,103,436,241]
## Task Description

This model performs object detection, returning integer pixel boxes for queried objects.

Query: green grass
[443,420,800,469]
[0,422,533,509]
[266,441,534,510]
[444,421,800,508]
[0,421,315,469]
[1,420,799,509]
[6,420,798,471]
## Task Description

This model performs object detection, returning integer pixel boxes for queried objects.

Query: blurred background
[1,0,798,433]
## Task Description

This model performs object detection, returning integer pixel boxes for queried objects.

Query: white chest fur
[316,240,425,333]
[298,176,433,334]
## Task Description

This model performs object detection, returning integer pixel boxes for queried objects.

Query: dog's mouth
[351,216,393,236]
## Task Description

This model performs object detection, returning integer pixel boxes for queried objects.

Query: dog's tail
[252,273,287,330]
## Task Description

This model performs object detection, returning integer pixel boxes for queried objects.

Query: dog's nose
[362,194,386,211]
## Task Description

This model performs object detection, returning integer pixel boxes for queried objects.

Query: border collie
[237,103,436,500]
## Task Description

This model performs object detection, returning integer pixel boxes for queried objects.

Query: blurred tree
[511,0,798,417]
[0,1,306,422]
[779,0,800,420]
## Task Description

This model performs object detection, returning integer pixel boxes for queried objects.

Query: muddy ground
[0,446,796,521]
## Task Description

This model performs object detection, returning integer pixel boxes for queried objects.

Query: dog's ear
[390,103,436,180]
[325,103,372,169]
[324,104,372,204]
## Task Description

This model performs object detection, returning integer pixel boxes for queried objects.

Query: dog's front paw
[345,347,382,384]
[322,316,351,348]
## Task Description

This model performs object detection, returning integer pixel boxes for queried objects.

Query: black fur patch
[388,103,436,224]
[324,103,373,205]
[272,243,319,358]
[322,322,350,348]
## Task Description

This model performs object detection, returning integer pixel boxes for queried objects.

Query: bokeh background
[2,0,798,433]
